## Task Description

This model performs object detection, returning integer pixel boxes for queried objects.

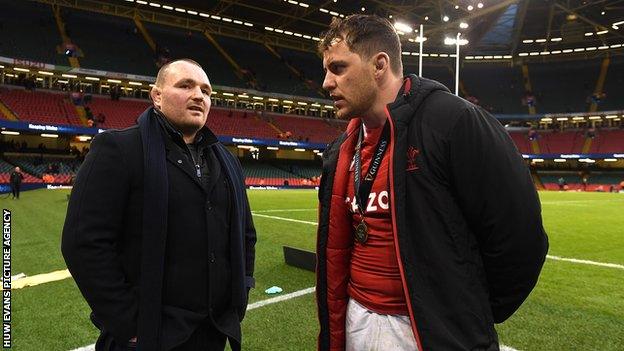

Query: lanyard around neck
[353,120,390,215]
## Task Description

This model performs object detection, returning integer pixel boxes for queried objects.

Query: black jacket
[9,171,23,185]
[316,75,548,351]
[62,108,256,350]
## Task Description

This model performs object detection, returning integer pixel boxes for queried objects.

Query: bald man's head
[149,59,212,143]
[154,58,204,87]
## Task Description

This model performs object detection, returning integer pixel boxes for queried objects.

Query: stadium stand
[0,86,345,143]
[601,56,624,111]
[62,8,156,76]
[529,59,600,113]
[0,158,42,184]
[4,85,624,153]
[588,130,624,153]
[144,22,245,88]
[86,96,150,129]
[508,131,532,154]
[537,131,586,154]
[0,0,67,66]
[461,63,526,114]
[275,47,325,95]
[2,0,624,115]
[270,159,322,179]
[271,114,343,143]
[589,173,624,186]
[216,36,316,97]
[539,171,624,191]
[2,0,624,193]
[241,160,319,186]
[3,154,79,184]
[206,109,280,140]
[0,87,82,126]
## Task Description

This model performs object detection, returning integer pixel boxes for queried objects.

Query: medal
[355,221,369,244]
[352,121,389,246]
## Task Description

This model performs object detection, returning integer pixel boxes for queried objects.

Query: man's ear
[150,86,162,109]
[373,52,390,78]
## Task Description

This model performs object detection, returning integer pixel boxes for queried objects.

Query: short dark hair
[318,14,402,75]
[154,58,203,86]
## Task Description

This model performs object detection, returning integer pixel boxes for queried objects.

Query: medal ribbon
[354,120,391,219]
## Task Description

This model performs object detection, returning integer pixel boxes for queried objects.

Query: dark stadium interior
[1,0,624,191]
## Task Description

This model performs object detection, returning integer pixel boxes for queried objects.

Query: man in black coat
[9,167,24,199]
[62,59,256,351]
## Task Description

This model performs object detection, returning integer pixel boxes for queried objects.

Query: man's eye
[333,65,345,74]
[202,90,210,95]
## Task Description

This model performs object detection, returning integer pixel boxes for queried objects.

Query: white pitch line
[253,208,316,213]
[547,255,624,270]
[70,345,94,351]
[252,213,318,225]
[247,286,316,310]
[258,214,624,272]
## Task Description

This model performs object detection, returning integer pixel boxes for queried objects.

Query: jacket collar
[343,76,418,137]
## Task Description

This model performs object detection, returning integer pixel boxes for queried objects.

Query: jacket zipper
[185,144,202,178]
[386,108,424,351]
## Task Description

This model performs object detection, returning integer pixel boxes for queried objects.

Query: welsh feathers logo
[406,145,420,171]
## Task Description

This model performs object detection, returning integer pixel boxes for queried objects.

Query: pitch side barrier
[0,184,72,194]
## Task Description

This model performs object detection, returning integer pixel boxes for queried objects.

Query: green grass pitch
[1,189,623,350]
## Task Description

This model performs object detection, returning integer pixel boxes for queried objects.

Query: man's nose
[191,86,204,100]
[322,72,335,91]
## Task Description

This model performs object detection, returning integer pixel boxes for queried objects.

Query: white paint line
[547,255,624,270]
[501,346,520,351]
[252,213,318,226]
[258,214,624,272]
[253,208,316,213]
[69,345,94,351]
[247,286,316,310]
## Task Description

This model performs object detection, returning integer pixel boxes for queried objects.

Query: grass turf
[1,189,622,350]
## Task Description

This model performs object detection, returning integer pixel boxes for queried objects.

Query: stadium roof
[36,0,624,60]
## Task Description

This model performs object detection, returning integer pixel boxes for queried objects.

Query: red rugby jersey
[345,123,408,316]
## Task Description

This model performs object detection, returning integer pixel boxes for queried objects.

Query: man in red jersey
[315,15,549,351]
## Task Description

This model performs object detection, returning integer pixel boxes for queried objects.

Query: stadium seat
[0,87,82,126]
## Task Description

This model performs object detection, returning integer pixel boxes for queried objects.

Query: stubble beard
[341,88,376,121]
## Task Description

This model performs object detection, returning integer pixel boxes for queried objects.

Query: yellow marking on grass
[4,269,71,290]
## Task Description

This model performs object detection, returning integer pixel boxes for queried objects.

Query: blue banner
[0,120,103,135]
[225,137,326,150]
[0,120,328,150]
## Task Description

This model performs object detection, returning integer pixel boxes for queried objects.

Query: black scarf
[137,107,168,350]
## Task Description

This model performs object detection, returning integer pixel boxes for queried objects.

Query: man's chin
[336,108,357,120]
[180,123,205,135]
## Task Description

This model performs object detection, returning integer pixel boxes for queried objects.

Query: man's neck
[360,76,404,129]
[182,133,197,145]
[154,108,198,144]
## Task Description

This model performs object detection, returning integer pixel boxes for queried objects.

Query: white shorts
[345,298,419,351]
